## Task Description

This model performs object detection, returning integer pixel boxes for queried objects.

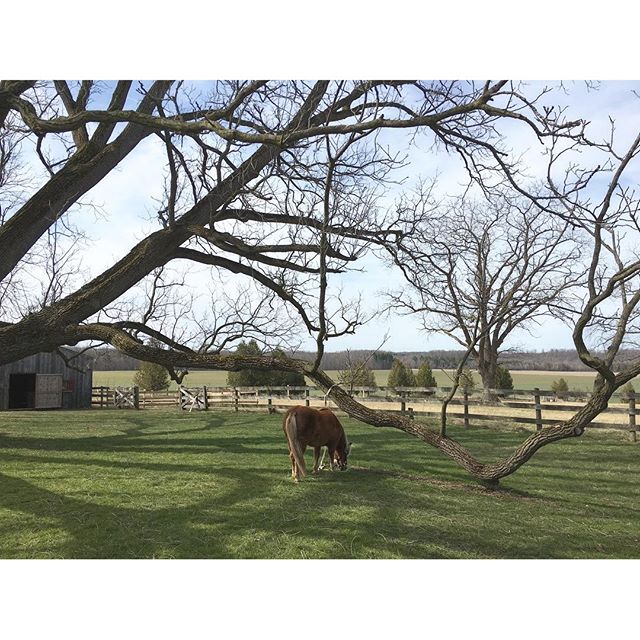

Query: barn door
[35,374,63,409]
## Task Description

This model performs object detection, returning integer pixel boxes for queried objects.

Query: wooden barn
[0,349,93,410]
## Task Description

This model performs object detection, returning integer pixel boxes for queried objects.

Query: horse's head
[335,441,352,470]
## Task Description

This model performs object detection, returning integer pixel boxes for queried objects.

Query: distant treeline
[86,346,640,372]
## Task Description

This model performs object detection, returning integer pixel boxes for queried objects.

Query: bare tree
[386,188,585,399]
[0,79,601,486]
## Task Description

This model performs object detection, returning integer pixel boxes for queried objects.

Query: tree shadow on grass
[0,465,285,558]
[0,415,638,559]
[0,459,638,559]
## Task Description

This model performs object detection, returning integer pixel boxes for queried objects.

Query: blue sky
[331,81,640,352]
[12,81,640,353]
[79,81,640,352]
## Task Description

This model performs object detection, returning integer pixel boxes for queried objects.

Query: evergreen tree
[495,365,514,390]
[227,341,306,387]
[267,349,306,386]
[387,358,417,388]
[415,358,437,388]
[133,360,170,391]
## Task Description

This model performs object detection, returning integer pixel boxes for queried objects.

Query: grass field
[0,408,638,558]
[93,369,610,391]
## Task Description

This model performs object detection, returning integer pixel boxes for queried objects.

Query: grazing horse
[282,406,352,482]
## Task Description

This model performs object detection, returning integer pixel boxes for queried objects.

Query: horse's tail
[284,411,306,477]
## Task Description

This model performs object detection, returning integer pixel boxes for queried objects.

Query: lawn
[0,408,638,559]
[93,369,609,391]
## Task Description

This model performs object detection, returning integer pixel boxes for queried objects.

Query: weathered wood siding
[0,349,93,410]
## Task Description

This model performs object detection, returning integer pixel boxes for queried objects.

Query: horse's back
[285,405,344,446]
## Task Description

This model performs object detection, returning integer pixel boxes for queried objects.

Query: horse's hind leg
[294,445,307,482]
[312,447,322,473]
[289,452,297,481]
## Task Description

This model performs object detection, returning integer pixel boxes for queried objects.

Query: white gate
[113,387,138,409]
[179,387,206,411]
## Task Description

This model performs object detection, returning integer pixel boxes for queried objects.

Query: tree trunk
[478,353,498,403]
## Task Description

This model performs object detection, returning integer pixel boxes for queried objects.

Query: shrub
[134,360,170,391]
[621,382,636,400]
[551,377,569,399]
[458,367,476,393]
[338,360,377,389]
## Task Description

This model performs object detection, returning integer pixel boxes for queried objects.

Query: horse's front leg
[327,447,336,471]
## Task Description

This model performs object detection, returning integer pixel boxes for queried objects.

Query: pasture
[0,409,638,558]
[93,368,605,391]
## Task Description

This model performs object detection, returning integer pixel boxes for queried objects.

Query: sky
[5,7,640,354]
[42,80,639,354]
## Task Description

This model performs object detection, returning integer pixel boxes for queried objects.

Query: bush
[458,367,476,394]
[387,358,417,388]
[227,340,306,387]
[134,360,170,391]
[551,377,569,399]
[495,365,514,390]
[621,382,636,400]
[415,358,437,388]
[338,360,377,389]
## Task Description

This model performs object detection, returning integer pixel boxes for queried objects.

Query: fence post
[408,407,414,420]
[400,399,406,415]
[629,393,637,443]
[305,388,310,407]
[534,388,542,431]
[133,386,140,410]
[203,386,209,411]
[234,387,239,412]
[268,397,273,414]
[463,391,469,428]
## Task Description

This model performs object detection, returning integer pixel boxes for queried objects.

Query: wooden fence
[91,385,639,441]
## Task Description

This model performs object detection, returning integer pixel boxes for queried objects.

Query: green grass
[94,369,608,391]
[0,409,638,558]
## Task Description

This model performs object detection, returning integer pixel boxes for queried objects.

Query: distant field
[92,369,620,392]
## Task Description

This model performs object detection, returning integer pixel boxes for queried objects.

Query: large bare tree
[2,79,616,486]
[386,189,585,398]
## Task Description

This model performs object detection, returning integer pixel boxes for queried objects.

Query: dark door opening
[8,373,36,409]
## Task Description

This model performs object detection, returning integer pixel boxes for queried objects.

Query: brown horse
[282,406,352,482]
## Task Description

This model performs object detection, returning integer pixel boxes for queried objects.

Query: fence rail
[91,385,639,441]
